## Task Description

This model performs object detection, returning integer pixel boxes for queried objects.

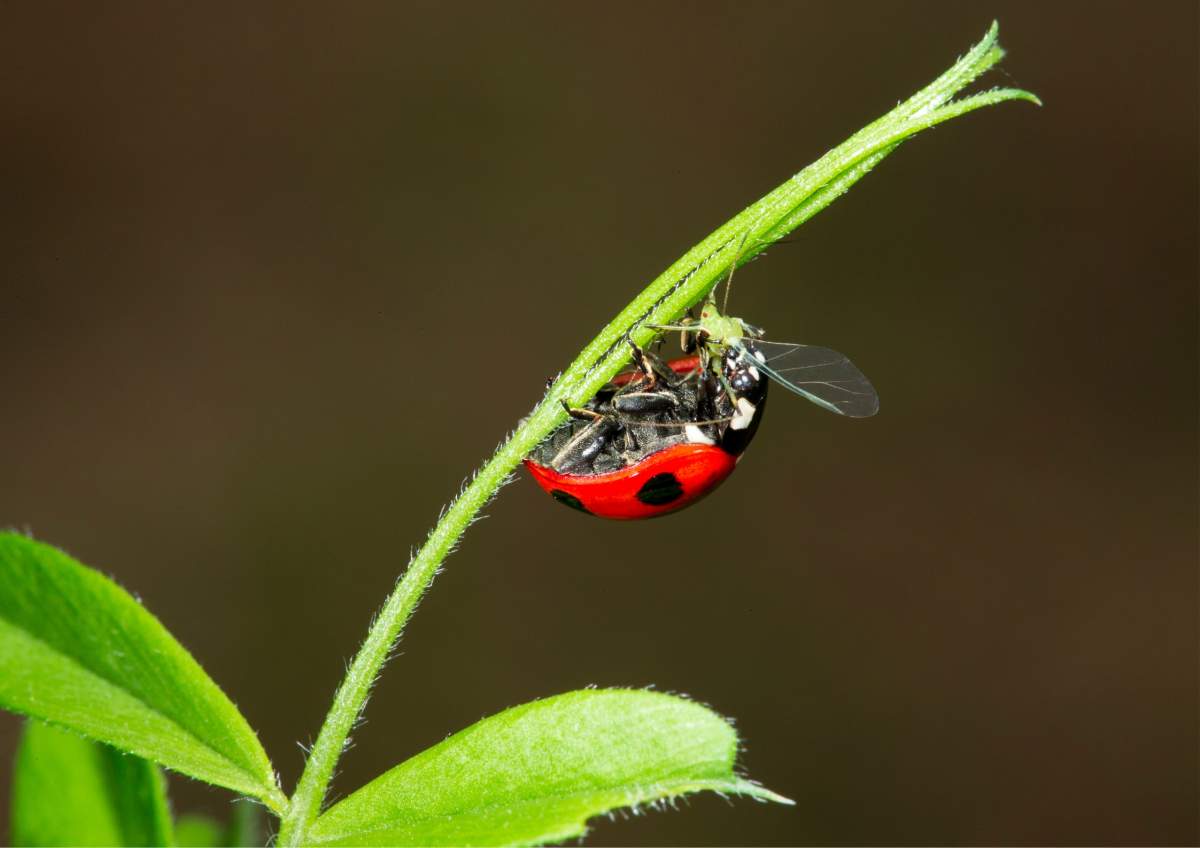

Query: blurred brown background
[1,1,1195,844]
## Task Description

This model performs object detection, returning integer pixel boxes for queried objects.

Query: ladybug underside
[529,365,730,475]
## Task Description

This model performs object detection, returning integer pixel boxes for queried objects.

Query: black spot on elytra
[551,489,590,514]
[636,473,684,506]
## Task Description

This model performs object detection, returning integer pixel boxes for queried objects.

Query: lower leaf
[306,689,789,847]
[173,816,223,848]
[10,720,172,847]
[172,802,262,847]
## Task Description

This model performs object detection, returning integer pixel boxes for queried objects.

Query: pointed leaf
[0,533,284,810]
[10,720,172,847]
[308,689,789,846]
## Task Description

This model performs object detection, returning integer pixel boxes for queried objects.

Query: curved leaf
[307,689,790,846]
[10,720,171,847]
[0,533,284,811]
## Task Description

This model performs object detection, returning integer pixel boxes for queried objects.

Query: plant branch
[276,21,1037,845]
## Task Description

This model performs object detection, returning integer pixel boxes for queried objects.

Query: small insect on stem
[526,239,879,518]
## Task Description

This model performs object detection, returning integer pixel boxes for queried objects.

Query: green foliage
[306,690,787,847]
[2,23,1036,848]
[173,802,262,848]
[10,720,171,847]
[174,816,225,848]
[0,534,284,811]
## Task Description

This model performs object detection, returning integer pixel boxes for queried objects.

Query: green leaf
[174,816,224,848]
[10,720,172,847]
[0,533,285,811]
[307,689,789,847]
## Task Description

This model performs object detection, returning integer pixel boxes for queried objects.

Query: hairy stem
[276,22,1037,844]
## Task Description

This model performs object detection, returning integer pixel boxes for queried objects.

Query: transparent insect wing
[736,339,879,417]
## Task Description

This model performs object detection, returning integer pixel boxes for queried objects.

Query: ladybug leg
[625,336,684,388]
[680,314,700,354]
[625,336,659,389]
[695,329,712,369]
[560,400,603,422]
[613,343,683,414]
[551,410,622,473]
[612,390,679,415]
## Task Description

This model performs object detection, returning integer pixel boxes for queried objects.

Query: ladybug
[526,283,880,519]
[524,341,769,519]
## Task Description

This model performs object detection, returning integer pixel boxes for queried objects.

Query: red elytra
[523,442,739,520]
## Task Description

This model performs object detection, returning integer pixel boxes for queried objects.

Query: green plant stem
[276,22,1036,845]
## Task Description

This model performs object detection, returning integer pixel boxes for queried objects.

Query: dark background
[1,2,1196,844]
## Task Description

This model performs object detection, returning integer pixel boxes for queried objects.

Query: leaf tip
[733,778,795,806]
[993,86,1043,108]
[979,20,1001,53]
